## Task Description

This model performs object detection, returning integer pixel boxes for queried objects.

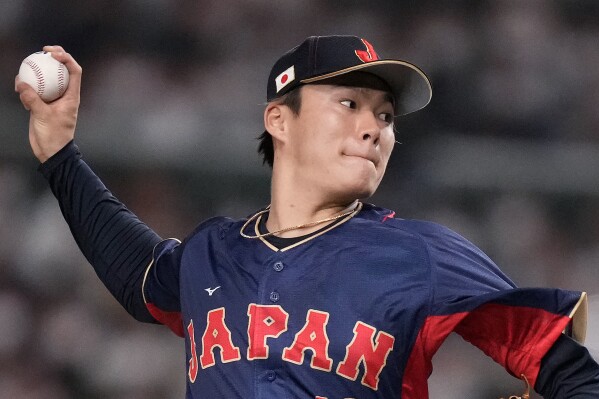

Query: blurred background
[1,0,598,397]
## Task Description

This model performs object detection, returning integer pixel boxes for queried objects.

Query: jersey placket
[253,252,293,398]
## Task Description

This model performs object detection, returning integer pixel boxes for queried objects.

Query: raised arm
[16,46,80,163]
[15,47,163,322]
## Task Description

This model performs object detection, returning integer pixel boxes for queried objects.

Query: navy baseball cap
[267,35,432,116]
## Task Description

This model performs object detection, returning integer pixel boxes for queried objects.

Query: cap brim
[300,60,432,116]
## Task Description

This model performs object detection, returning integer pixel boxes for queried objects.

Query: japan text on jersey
[142,204,587,399]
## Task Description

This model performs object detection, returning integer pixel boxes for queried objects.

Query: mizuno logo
[205,286,221,296]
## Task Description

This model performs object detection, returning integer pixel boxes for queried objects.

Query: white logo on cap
[275,65,295,93]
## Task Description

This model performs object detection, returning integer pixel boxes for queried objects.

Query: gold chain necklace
[240,202,362,239]
[499,374,530,399]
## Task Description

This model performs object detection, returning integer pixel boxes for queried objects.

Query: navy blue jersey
[39,144,596,398]
[143,203,587,399]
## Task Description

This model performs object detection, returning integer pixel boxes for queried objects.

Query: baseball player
[16,36,599,398]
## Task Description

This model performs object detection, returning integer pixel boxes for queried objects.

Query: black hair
[257,87,303,168]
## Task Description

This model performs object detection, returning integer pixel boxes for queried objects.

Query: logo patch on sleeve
[275,65,295,93]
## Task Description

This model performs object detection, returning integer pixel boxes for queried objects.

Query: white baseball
[18,51,70,102]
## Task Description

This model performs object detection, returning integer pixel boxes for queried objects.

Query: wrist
[37,140,81,178]
[34,139,74,163]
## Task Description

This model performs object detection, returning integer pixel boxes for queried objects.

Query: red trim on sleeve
[402,313,468,398]
[146,302,184,337]
[402,304,572,397]
[455,303,573,388]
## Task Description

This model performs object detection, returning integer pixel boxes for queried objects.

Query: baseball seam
[57,63,66,97]
[24,59,45,97]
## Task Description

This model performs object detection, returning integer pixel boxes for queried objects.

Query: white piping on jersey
[142,238,182,305]
[569,291,588,344]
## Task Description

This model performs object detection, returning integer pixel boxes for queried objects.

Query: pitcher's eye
[379,113,393,123]
[340,100,356,109]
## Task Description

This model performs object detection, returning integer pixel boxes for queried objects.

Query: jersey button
[273,261,284,272]
[269,291,280,303]
[266,370,276,381]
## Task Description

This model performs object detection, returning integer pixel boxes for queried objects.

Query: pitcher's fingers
[43,45,65,53]
[48,50,82,99]
[16,79,45,111]
[15,75,34,95]
[14,75,22,92]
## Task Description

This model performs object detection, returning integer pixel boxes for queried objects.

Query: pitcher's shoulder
[359,203,458,239]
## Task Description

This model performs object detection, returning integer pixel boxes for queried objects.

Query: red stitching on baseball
[57,63,66,96]
[24,59,45,97]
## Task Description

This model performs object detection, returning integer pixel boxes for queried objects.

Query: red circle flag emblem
[275,65,296,93]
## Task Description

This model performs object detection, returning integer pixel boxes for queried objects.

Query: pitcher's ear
[264,102,288,142]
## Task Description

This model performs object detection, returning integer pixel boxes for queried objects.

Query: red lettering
[282,310,333,371]
[200,308,241,368]
[187,320,198,383]
[336,321,395,390]
[247,304,289,360]
[355,38,379,63]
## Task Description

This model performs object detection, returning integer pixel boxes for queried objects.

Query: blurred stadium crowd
[1,0,598,398]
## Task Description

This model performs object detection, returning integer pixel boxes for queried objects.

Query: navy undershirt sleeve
[535,334,599,398]
[38,141,162,322]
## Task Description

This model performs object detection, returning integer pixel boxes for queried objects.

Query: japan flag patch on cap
[275,65,295,93]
